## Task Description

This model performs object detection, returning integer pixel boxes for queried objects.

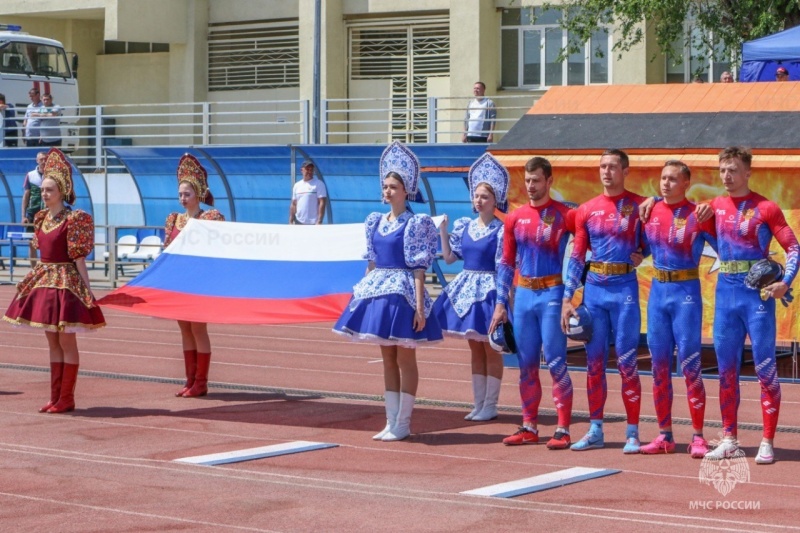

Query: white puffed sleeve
[363,212,382,262]
[449,217,471,260]
[494,222,505,269]
[403,214,438,270]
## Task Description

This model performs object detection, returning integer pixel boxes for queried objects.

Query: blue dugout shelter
[0,148,93,260]
[106,144,487,228]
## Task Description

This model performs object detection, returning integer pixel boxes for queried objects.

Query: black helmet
[566,305,593,343]
[489,321,518,354]
[745,258,784,291]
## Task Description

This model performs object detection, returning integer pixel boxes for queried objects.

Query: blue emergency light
[0,24,22,32]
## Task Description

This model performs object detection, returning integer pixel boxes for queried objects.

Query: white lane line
[0,444,789,532]
[0,491,280,532]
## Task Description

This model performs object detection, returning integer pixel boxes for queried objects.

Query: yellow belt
[518,273,563,291]
[719,260,758,274]
[653,267,699,283]
[588,262,635,276]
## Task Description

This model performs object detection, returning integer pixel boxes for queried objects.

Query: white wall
[210,0,298,22]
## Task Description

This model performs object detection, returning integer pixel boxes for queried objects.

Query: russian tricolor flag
[98,220,367,324]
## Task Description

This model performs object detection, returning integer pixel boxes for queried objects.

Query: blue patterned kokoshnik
[468,153,510,212]
[379,141,421,196]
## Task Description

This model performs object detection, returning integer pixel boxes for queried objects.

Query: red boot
[48,363,78,413]
[182,353,210,397]
[39,362,64,413]
[176,350,197,397]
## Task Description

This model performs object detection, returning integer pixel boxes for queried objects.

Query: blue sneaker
[570,429,604,451]
[623,436,641,454]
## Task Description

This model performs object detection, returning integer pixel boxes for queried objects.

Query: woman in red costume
[3,148,105,413]
[165,154,225,397]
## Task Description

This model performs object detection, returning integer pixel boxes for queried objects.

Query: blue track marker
[461,467,621,498]
[174,441,338,466]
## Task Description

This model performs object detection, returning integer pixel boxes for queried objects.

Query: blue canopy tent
[740,25,800,81]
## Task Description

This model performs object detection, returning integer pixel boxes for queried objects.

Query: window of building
[349,19,449,142]
[103,41,170,55]
[501,7,610,89]
[208,19,299,91]
[666,25,731,83]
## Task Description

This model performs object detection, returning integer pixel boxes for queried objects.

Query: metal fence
[6,94,536,171]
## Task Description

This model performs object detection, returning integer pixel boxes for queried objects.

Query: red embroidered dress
[3,209,105,332]
[164,209,225,247]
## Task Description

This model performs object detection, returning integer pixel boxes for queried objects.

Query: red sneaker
[503,426,539,445]
[546,431,572,450]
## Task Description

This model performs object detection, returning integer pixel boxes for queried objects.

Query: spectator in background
[22,151,48,267]
[289,160,327,225]
[775,66,789,81]
[463,81,496,143]
[719,71,734,83]
[34,93,63,146]
[23,88,43,147]
[692,76,705,83]
[0,93,17,147]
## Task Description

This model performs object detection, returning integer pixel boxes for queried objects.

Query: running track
[1,285,800,531]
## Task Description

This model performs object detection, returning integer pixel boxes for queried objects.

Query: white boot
[465,374,487,420]
[472,376,501,421]
[373,391,400,440]
[382,392,415,441]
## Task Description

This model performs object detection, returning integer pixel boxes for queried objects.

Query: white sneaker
[755,442,775,465]
[704,439,740,460]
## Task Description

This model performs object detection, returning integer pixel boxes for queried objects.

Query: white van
[0,24,79,150]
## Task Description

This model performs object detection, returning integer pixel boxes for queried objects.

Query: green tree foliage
[544,0,800,71]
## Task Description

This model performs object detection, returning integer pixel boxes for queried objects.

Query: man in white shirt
[23,88,44,147]
[34,93,63,146]
[289,160,327,225]
[462,81,497,143]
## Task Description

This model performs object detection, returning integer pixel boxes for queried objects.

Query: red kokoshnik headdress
[177,153,214,206]
[43,147,76,205]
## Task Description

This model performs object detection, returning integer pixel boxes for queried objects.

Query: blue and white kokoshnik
[379,141,420,196]
[468,153,510,212]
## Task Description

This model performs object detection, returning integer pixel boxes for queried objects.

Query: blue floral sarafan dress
[333,210,443,348]
[432,217,503,340]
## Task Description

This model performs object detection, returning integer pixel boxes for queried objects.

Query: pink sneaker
[639,434,676,454]
[688,435,709,458]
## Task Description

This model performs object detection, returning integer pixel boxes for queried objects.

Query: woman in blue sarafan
[433,153,510,422]
[333,141,442,442]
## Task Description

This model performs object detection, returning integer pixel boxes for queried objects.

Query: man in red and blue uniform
[639,160,716,457]
[704,147,798,465]
[562,149,646,453]
[491,157,575,449]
